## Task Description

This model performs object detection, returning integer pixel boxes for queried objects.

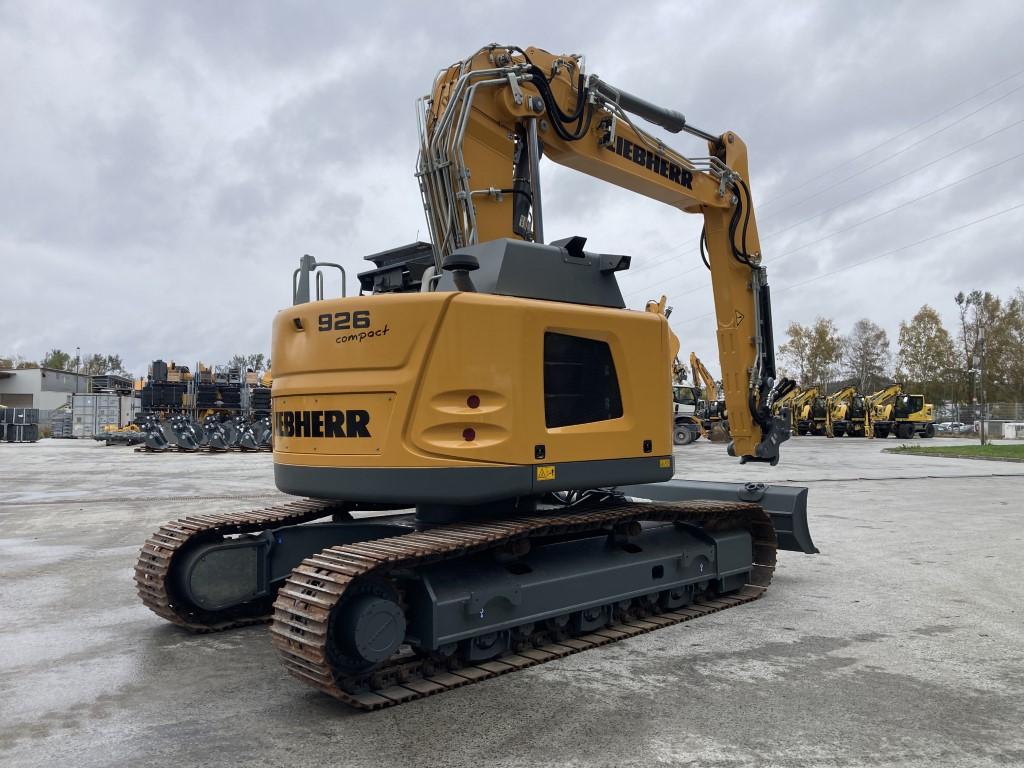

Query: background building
[0,367,90,410]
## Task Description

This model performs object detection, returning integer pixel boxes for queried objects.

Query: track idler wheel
[328,579,406,675]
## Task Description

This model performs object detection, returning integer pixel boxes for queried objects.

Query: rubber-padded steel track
[134,498,345,631]
[270,499,775,709]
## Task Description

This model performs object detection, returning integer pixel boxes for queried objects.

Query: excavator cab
[894,394,924,419]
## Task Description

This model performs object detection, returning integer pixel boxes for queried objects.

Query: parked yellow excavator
[689,351,729,441]
[867,384,935,439]
[771,385,802,435]
[792,387,827,435]
[644,296,704,446]
[135,44,815,710]
[825,386,869,438]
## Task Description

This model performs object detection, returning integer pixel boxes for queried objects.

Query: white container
[1002,422,1024,439]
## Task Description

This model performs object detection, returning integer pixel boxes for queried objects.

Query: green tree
[1005,290,1024,400]
[779,317,843,390]
[105,354,128,375]
[78,353,128,376]
[842,319,890,392]
[40,348,75,371]
[896,305,957,400]
[955,290,1020,402]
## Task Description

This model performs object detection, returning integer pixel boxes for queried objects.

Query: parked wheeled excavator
[135,44,816,710]
[771,385,802,434]
[825,386,869,438]
[791,387,826,435]
[867,383,935,438]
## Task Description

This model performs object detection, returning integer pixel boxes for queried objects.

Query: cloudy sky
[2,0,1023,378]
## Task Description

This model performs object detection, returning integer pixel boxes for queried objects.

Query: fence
[934,402,1024,422]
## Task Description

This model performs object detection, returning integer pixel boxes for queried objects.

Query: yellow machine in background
[689,352,720,410]
[867,384,935,439]
[645,297,704,446]
[688,352,729,441]
[825,386,869,438]
[772,386,801,434]
[791,387,826,436]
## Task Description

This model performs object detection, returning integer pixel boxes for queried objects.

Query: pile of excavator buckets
[136,413,273,452]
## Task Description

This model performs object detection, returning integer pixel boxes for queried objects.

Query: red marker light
[462,428,476,442]
[467,394,480,409]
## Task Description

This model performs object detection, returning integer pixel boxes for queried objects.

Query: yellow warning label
[536,465,556,481]
[659,458,672,469]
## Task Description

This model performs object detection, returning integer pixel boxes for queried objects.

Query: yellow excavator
[867,383,935,439]
[689,351,729,441]
[645,297,705,446]
[771,385,802,435]
[136,44,815,710]
[791,387,826,436]
[825,386,869,438]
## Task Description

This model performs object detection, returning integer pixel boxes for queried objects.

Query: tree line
[778,287,1024,402]
[0,349,130,376]
[0,350,270,377]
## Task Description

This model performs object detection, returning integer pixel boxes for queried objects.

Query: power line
[758,67,1024,209]
[619,74,1024,296]
[623,113,1024,302]
[649,149,1024,303]
[671,200,1024,328]
[755,116,1024,243]
[759,82,1024,220]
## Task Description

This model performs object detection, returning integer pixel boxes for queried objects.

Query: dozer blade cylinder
[619,479,818,554]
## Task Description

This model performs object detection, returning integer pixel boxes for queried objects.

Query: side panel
[409,292,673,465]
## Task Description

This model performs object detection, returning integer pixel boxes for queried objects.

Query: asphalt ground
[1,436,1022,767]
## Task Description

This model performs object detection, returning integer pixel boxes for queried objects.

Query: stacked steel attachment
[137,413,272,452]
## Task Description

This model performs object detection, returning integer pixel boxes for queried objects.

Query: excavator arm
[418,45,793,463]
[689,351,719,404]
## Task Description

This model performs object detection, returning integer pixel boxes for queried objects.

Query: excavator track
[270,499,776,710]
[134,498,347,632]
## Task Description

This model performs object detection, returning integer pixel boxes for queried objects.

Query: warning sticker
[536,465,556,481]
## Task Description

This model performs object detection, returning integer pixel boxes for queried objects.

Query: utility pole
[75,346,81,394]
[976,328,986,446]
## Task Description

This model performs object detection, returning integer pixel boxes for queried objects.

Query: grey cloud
[2,0,1022,378]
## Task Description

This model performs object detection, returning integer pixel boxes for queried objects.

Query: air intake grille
[543,333,623,428]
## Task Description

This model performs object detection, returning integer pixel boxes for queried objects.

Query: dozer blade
[620,478,818,554]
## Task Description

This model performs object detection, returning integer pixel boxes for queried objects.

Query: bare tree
[843,319,890,392]
[229,353,268,373]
